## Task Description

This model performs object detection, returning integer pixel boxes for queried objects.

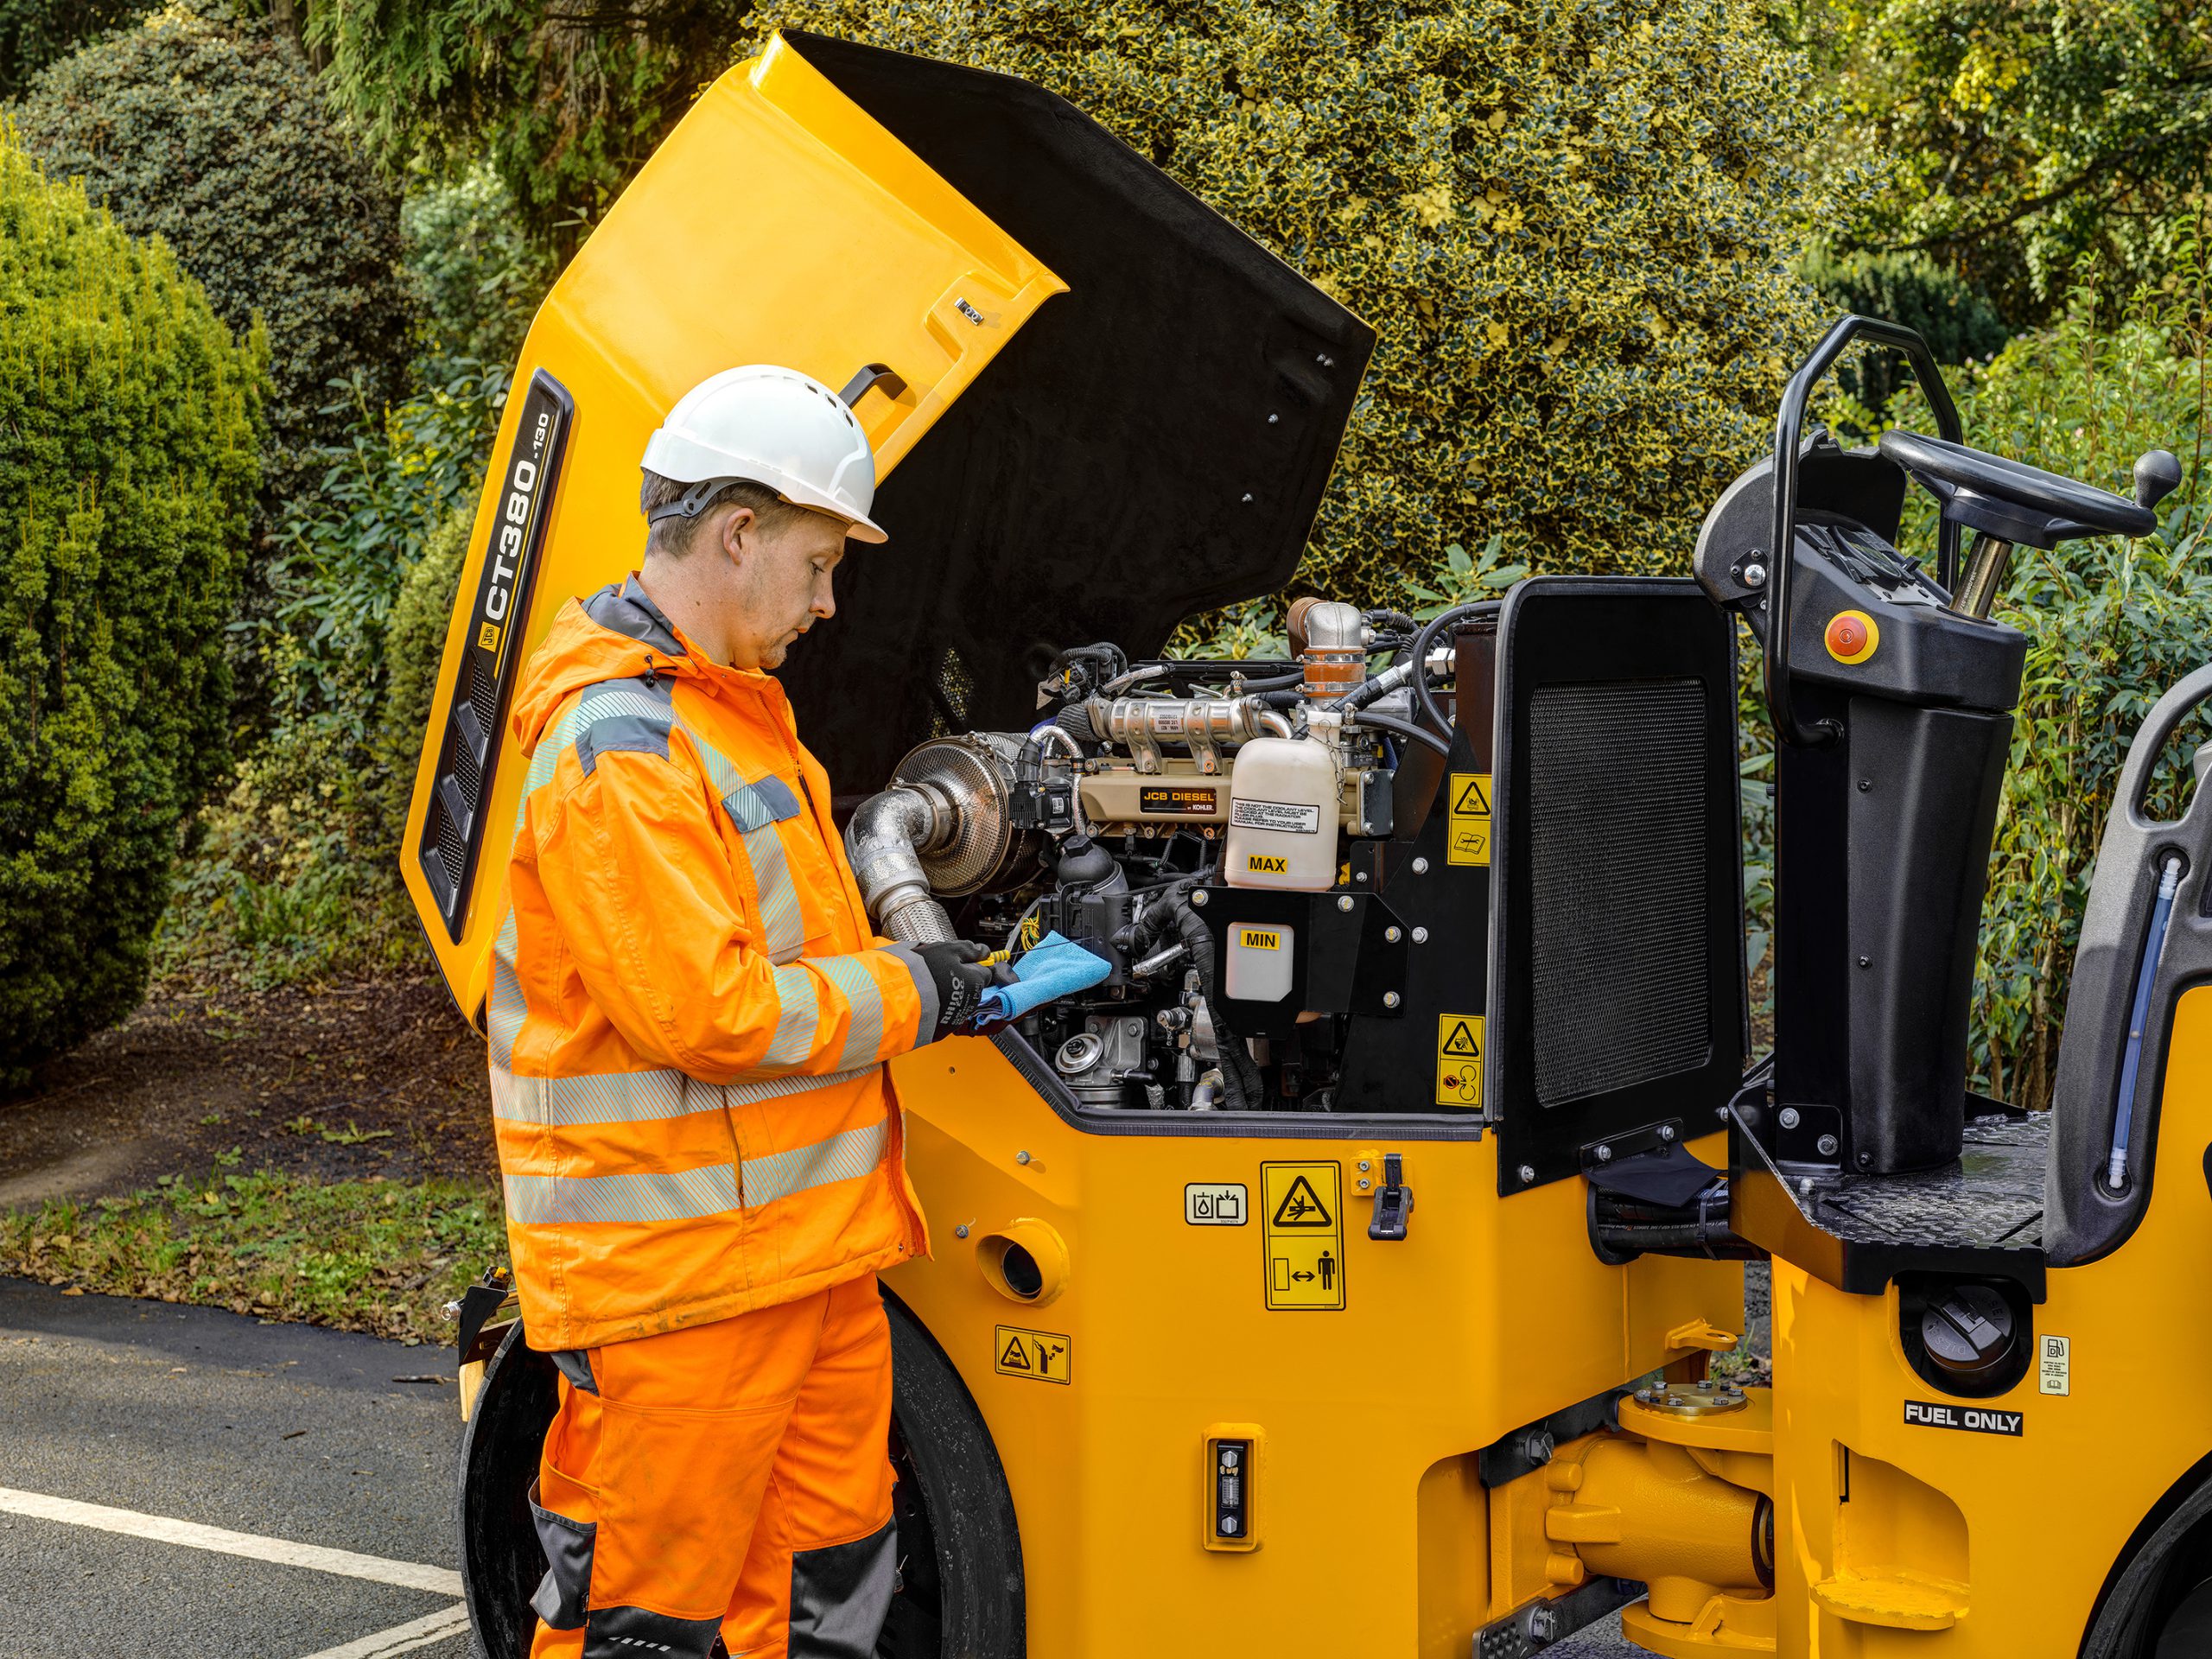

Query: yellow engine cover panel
[400,32,1064,1014]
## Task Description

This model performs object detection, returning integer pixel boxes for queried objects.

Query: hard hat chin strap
[645,476,747,527]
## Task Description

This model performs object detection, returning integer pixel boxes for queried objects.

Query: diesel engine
[847,600,1465,1113]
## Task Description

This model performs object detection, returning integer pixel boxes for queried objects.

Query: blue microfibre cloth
[976,931,1113,1023]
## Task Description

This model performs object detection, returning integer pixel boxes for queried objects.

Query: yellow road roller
[404,29,2212,1657]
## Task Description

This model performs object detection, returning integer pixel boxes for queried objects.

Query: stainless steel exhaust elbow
[845,787,957,944]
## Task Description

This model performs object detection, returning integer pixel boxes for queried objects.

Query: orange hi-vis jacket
[490,577,933,1352]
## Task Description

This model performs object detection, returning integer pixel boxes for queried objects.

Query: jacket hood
[510,579,692,753]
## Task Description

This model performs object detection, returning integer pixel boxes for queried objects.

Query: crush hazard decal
[1261,1162,1344,1311]
[1904,1400,2022,1436]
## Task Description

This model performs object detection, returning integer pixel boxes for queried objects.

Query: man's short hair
[639,469,814,558]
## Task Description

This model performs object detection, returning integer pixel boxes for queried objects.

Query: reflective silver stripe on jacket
[810,954,888,1071]
[489,910,524,1071]
[679,728,808,964]
[504,1110,890,1224]
[491,1064,698,1126]
[512,676,810,966]
[742,1118,889,1209]
[505,1165,741,1225]
[492,1061,881,1128]
[762,962,820,1071]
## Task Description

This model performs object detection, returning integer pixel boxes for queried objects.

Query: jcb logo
[1238,929,1281,950]
[1247,855,1287,874]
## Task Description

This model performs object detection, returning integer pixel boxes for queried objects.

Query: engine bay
[847,600,1458,1114]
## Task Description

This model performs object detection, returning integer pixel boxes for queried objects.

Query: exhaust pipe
[845,787,957,944]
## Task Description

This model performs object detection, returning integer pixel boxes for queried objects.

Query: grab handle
[1765,315,1963,748]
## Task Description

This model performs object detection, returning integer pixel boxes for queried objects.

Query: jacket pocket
[527,1478,597,1630]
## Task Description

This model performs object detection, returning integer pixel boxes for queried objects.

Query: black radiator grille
[1527,678,1711,1107]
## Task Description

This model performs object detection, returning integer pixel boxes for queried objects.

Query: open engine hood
[403,29,1370,1013]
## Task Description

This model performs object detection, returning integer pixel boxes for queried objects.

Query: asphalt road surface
[0,1277,472,1659]
[0,1274,1658,1656]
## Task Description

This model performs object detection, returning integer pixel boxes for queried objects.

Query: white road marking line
[0,1484,464,1596]
[297,1604,474,1659]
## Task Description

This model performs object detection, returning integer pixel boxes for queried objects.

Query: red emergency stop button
[1824,608,1878,664]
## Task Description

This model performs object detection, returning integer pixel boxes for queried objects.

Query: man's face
[717,506,849,671]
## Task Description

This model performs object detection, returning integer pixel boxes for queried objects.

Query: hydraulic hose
[2107,853,2185,1190]
[1348,709,1452,759]
[1590,1185,1760,1263]
[1157,883,1264,1112]
[1410,601,1500,740]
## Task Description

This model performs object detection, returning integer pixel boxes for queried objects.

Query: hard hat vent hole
[999,1244,1044,1300]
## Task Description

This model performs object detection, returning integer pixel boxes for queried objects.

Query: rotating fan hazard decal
[1435,1014,1484,1108]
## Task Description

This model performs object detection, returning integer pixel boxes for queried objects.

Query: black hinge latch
[1368,1153,1414,1240]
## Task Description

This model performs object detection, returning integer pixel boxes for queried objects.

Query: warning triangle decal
[1441,1020,1482,1058]
[1452,776,1491,814]
[999,1336,1031,1370]
[1271,1175,1333,1228]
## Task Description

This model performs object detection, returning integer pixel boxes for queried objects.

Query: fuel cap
[1921,1284,2016,1380]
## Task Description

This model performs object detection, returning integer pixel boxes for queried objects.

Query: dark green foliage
[16,4,414,511]
[1803,248,2012,416]
[0,137,262,1084]
[376,504,470,849]
[0,0,142,98]
[403,164,556,365]
[313,0,750,260]
[753,0,1847,602]
[157,365,503,988]
[1921,279,2210,1109]
[1803,0,2212,323]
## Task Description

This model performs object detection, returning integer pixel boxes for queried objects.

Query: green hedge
[0,137,263,1083]
[1948,291,2210,1109]
[0,0,141,97]
[751,0,1844,604]
[16,4,412,512]
[1803,248,2011,417]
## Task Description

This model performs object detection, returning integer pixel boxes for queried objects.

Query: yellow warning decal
[1447,772,1491,867]
[1237,928,1281,950]
[1260,1161,1344,1311]
[1435,1014,1484,1108]
[994,1325,1071,1385]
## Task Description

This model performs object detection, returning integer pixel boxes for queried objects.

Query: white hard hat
[640,365,887,543]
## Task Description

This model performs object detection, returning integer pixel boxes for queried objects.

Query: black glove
[916,939,994,1039]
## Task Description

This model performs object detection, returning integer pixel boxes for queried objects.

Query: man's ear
[717,505,757,565]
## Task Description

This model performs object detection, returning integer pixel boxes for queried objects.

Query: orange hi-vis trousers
[526,1274,897,1659]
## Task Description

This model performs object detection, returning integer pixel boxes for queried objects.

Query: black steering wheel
[1878,429,2177,550]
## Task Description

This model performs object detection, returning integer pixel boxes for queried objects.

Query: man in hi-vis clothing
[491,365,995,1659]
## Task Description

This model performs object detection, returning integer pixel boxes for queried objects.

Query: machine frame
[415,33,2212,1659]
